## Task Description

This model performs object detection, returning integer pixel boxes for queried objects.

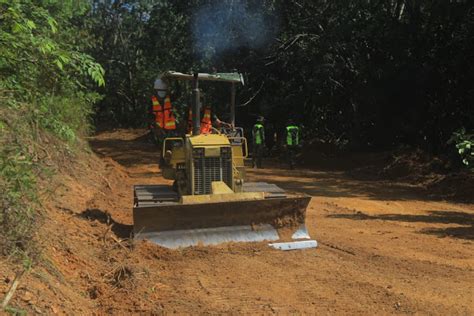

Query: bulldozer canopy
[160,71,244,85]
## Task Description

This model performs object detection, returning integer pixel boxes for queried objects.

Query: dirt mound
[297,139,387,170]
[300,141,456,181]
[375,148,447,181]
[345,147,473,202]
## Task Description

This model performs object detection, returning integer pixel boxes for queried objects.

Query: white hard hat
[154,78,168,90]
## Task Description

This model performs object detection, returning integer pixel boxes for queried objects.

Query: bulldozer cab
[158,71,248,188]
[133,71,316,250]
[160,70,244,133]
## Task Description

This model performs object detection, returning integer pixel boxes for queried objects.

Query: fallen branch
[101,174,113,190]
[110,234,129,251]
[102,224,113,243]
[1,269,28,310]
[102,223,129,251]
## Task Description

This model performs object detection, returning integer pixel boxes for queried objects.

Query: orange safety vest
[151,96,163,128]
[201,107,212,134]
[163,96,176,130]
[187,107,212,134]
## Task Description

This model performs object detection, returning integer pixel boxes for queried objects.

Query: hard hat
[257,116,264,122]
[154,78,168,90]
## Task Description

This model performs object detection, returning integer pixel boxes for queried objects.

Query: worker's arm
[213,115,232,128]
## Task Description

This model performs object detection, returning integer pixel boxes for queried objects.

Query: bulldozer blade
[137,224,280,248]
[133,187,312,249]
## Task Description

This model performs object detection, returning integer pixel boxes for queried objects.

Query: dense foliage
[89,0,473,157]
[0,0,104,260]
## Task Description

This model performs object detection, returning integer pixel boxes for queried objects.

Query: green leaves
[0,0,105,266]
[0,104,39,261]
[35,37,57,54]
[449,129,474,169]
[26,19,36,30]
[47,16,58,33]
[87,62,106,87]
[0,0,106,95]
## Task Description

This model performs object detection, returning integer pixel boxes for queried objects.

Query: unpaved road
[81,129,473,314]
[7,128,470,314]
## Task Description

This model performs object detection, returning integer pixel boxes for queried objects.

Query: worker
[187,107,231,134]
[186,93,231,134]
[187,106,213,134]
[200,105,213,133]
[285,119,300,169]
[150,78,176,144]
[252,116,265,168]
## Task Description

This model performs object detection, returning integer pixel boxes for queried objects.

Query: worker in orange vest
[186,93,230,134]
[150,78,176,144]
[200,106,213,133]
[187,107,231,134]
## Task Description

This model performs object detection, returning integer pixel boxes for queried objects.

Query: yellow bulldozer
[133,71,317,250]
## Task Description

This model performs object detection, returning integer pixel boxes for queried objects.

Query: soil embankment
[1,129,473,314]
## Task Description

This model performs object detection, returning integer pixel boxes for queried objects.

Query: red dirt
[1,128,473,314]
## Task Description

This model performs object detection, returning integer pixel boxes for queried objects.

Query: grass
[0,93,93,264]
[0,105,40,263]
[4,306,27,316]
[0,88,97,314]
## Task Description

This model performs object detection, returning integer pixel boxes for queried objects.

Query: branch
[237,82,265,107]
[279,33,320,51]
[329,77,344,89]
[1,269,28,310]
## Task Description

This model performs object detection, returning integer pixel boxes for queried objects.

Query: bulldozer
[133,71,317,250]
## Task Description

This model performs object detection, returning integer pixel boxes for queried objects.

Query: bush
[36,92,102,142]
[0,0,104,264]
[449,129,474,170]
[0,104,39,260]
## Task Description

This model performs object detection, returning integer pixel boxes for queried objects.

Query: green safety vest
[253,123,265,145]
[286,125,299,146]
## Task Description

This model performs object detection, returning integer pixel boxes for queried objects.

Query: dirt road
[81,129,473,314]
[6,129,471,314]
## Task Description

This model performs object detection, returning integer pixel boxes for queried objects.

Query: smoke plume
[192,0,278,60]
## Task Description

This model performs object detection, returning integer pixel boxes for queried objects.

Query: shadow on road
[248,167,428,201]
[89,132,159,168]
[328,210,474,240]
[78,208,133,239]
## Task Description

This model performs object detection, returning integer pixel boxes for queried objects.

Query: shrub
[448,128,474,170]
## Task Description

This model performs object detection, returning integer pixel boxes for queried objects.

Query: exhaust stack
[192,73,201,135]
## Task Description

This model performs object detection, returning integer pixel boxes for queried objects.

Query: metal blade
[291,224,311,240]
[133,194,310,234]
[269,240,318,251]
[133,184,313,249]
[136,224,279,249]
